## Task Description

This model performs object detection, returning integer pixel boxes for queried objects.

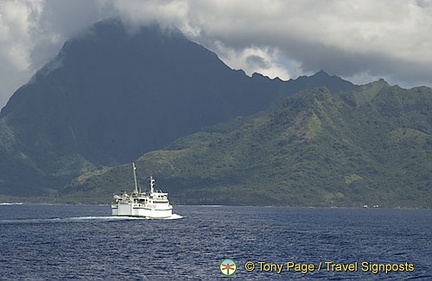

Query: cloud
[1,0,432,107]
[109,0,189,27]
[181,0,432,86]
[0,0,41,105]
[208,41,294,80]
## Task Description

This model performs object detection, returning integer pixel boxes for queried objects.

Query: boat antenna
[132,162,138,193]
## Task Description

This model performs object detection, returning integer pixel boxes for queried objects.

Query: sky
[0,0,432,108]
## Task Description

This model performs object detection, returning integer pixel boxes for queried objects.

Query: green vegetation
[0,21,431,207]
[61,83,432,207]
[0,20,357,198]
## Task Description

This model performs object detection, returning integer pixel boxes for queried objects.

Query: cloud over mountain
[1,0,431,106]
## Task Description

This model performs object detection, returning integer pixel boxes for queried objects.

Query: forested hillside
[63,81,432,207]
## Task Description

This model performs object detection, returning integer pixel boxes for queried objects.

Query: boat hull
[112,203,172,218]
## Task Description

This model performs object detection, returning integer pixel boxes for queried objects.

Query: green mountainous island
[0,19,431,207]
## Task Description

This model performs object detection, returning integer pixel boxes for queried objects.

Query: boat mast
[132,162,138,193]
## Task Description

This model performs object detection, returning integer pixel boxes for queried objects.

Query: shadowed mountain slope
[0,19,357,196]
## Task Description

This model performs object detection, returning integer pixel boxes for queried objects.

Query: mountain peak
[289,70,358,94]
[313,69,330,77]
[0,19,364,197]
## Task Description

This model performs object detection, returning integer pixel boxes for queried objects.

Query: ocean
[0,204,431,280]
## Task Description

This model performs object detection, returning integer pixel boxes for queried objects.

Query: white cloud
[182,0,432,86]
[0,0,43,106]
[1,0,432,107]
[209,41,293,80]
[0,0,42,70]
[109,0,189,26]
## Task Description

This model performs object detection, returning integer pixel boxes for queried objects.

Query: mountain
[0,19,357,197]
[63,82,432,208]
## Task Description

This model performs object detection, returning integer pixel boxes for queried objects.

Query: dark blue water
[0,204,431,280]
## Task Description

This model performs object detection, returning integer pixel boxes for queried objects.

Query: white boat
[111,163,173,218]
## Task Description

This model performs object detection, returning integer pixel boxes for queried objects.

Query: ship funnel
[132,162,138,193]
[150,176,155,194]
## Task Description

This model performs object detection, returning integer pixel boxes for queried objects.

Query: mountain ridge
[0,19,357,197]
